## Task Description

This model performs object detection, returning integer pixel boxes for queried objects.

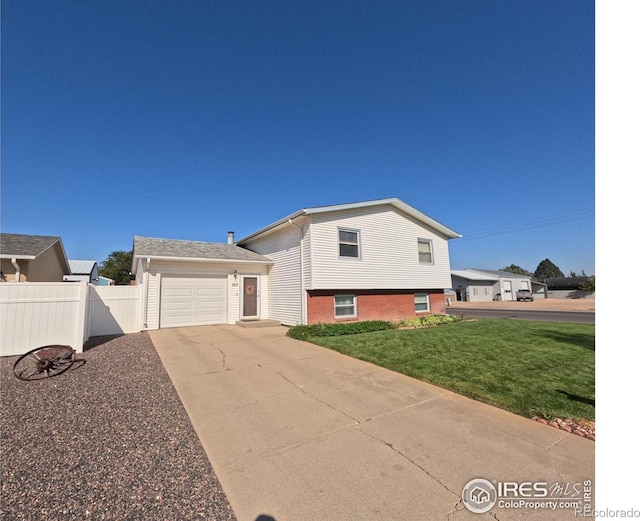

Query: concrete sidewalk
[149,325,594,521]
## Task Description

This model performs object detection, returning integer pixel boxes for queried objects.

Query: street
[446,306,595,324]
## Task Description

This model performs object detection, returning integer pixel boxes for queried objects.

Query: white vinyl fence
[88,286,141,337]
[0,283,141,357]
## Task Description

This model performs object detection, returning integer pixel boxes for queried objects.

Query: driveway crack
[278,372,361,424]
[362,431,457,496]
[446,498,464,520]
[211,344,230,371]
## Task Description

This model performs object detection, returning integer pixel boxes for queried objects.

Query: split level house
[132,198,462,329]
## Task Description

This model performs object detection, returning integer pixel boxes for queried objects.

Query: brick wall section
[306,289,446,324]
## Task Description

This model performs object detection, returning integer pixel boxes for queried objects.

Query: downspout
[143,258,151,329]
[288,219,305,325]
[11,258,21,282]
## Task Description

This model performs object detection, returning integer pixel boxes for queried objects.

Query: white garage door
[160,276,227,328]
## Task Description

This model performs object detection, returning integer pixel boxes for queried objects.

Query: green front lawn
[303,319,595,421]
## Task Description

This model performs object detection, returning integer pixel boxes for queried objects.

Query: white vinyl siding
[241,224,305,326]
[146,269,160,329]
[309,205,452,290]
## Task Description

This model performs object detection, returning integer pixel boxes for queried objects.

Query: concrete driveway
[149,325,594,521]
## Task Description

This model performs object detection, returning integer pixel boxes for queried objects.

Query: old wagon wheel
[13,345,75,381]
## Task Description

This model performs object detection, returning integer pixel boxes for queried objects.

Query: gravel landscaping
[1,333,237,521]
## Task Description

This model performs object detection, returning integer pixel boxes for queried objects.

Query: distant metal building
[450,269,540,302]
[64,260,99,285]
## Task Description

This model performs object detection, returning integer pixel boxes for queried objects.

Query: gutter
[132,255,274,266]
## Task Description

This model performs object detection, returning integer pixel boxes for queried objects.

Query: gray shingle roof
[133,236,272,263]
[0,233,62,258]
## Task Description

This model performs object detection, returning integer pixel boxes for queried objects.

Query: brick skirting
[306,289,446,324]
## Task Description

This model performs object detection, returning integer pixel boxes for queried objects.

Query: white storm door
[241,276,259,319]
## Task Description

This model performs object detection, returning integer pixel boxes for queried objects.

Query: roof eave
[238,198,462,243]
[133,254,274,265]
[0,254,37,260]
[54,240,72,275]
[236,209,307,244]
[244,199,462,242]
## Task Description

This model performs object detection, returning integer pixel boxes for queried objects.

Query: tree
[533,258,564,281]
[579,276,596,293]
[99,250,133,285]
[501,264,532,276]
[570,269,589,278]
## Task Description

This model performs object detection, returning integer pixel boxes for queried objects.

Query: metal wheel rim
[13,345,75,381]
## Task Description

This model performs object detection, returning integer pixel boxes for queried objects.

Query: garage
[132,236,273,330]
[160,276,227,328]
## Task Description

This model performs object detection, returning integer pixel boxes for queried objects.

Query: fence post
[75,282,89,352]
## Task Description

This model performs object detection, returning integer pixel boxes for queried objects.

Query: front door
[241,276,259,319]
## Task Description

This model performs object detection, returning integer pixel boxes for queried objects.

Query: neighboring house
[98,276,115,286]
[132,235,274,329]
[64,260,99,285]
[450,269,540,302]
[0,233,71,282]
[237,198,461,325]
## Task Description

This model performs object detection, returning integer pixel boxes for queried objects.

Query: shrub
[579,276,595,293]
[398,314,460,328]
[287,320,395,340]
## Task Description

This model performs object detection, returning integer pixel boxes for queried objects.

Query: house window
[414,293,430,312]
[418,239,433,264]
[335,295,357,317]
[339,229,360,258]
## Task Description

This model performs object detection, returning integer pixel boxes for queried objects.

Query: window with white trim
[414,293,430,312]
[335,295,357,317]
[418,239,433,264]
[339,229,360,258]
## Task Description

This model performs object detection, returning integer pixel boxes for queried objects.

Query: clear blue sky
[2,1,595,275]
